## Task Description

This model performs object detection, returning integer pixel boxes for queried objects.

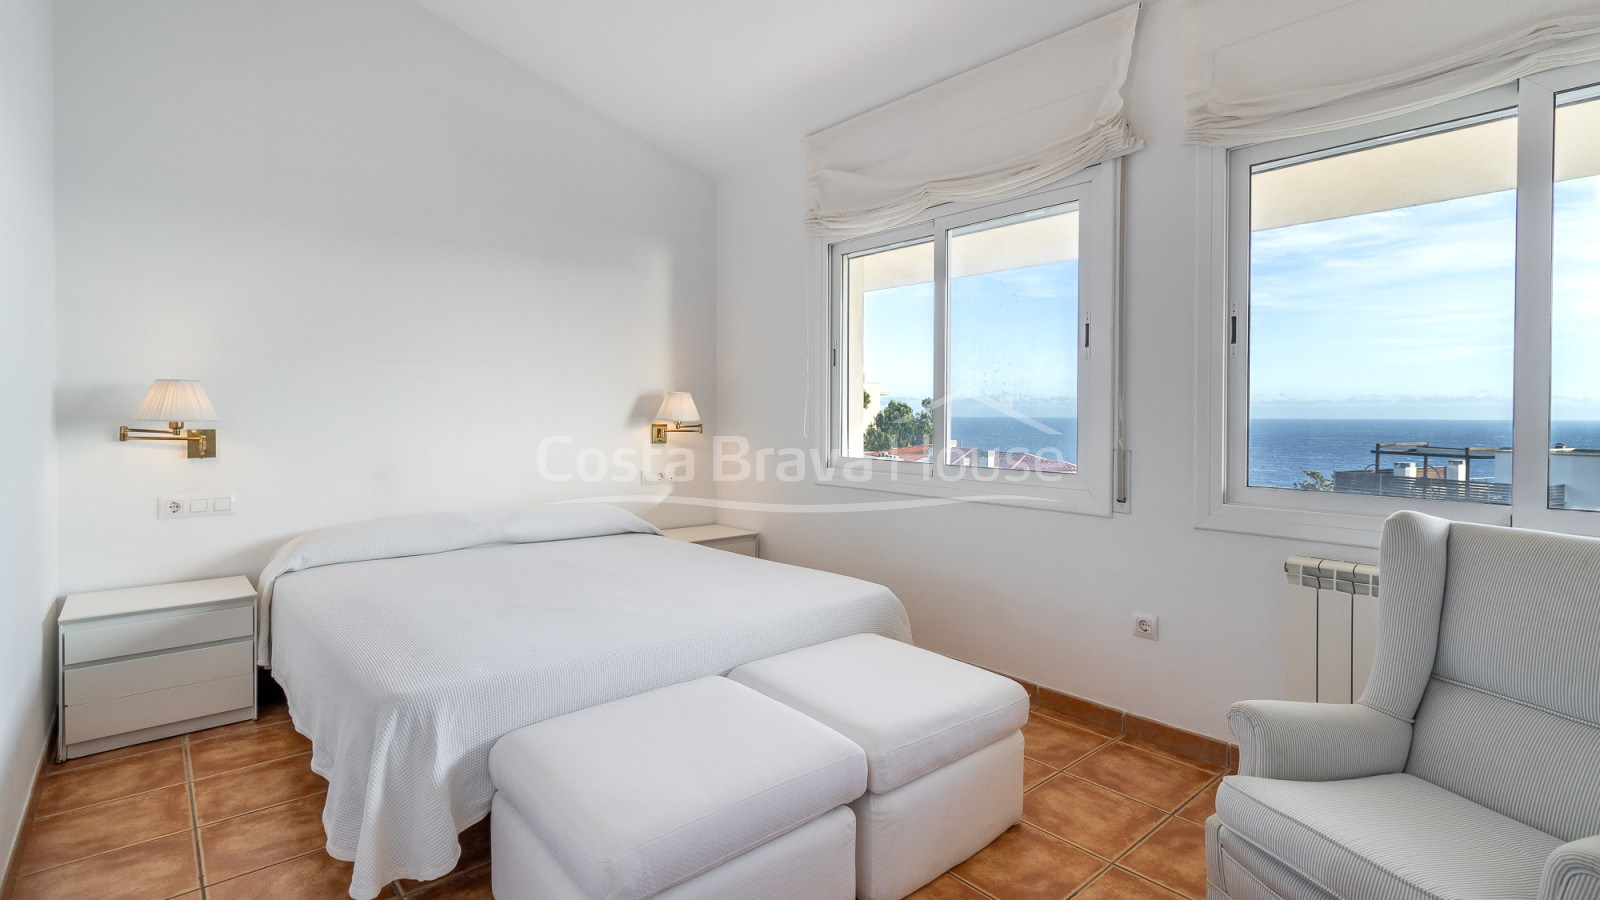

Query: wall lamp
[118,379,219,459]
[650,391,702,444]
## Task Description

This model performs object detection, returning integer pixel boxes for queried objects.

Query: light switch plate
[158,493,236,519]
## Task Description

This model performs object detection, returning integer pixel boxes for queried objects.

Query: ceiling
[413,0,1137,175]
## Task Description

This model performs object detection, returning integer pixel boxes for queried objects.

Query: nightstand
[661,524,761,558]
[57,575,258,761]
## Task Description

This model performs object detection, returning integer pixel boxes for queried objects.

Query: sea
[951,416,1077,463]
[946,416,1600,486]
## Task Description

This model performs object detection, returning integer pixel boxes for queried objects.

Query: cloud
[1248,188,1522,403]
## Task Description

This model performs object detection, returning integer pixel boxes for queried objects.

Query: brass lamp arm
[118,422,215,458]
[650,421,704,444]
[121,421,187,437]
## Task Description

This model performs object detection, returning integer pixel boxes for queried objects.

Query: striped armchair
[1207,510,1600,900]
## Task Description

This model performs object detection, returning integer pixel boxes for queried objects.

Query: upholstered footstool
[729,633,1030,900]
[488,676,867,900]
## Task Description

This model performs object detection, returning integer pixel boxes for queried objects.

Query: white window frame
[819,161,1123,516]
[1196,59,1600,546]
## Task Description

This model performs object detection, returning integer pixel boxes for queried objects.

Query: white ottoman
[489,676,867,900]
[729,634,1030,900]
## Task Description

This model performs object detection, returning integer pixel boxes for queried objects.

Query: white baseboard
[1,713,53,900]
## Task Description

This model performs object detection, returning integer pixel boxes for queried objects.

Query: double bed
[256,505,910,899]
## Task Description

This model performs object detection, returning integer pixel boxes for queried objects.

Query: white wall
[714,0,1375,740]
[53,0,718,596]
[0,0,56,865]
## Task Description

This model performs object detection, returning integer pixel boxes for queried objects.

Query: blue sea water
[1248,419,1600,488]
[943,417,1600,485]
[951,416,1076,463]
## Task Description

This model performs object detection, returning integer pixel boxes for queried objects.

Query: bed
[256,505,911,899]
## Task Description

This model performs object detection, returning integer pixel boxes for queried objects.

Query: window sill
[1193,486,1539,549]
[813,466,1114,517]
[1194,499,1387,549]
[1196,491,1600,547]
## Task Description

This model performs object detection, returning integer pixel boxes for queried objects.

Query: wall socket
[1132,613,1159,641]
[158,493,236,519]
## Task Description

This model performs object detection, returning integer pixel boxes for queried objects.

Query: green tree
[1293,470,1334,491]
[864,398,933,452]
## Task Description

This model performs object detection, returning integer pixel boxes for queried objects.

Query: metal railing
[1332,470,1566,507]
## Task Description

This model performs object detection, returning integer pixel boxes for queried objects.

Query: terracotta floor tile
[1023,758,1056,792]
[193,753,325,824]
[1022,715,1113,769]
[1022,775,1166,860]
[44,738,182,777]
[1031,706,1121,739]
[11,832,198,900]
[188,721,312,779]
[1068,744,1216,812]
[1176,779,1220,825]
[206,850,394,900]
[1120,819,1208,900]
[1119,736,1224,774]
[18,784,192,876]
[200,792,328,884]
[399,818,491,892]
[187,707,292,745]
[407,864,492,899]
[1075,866,1185,900]
[907,874,991,900]
[12,676,1225,900]
[952,823,1104,900]
[33,748,186,817]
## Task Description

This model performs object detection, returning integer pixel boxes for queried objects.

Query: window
[1207,61,1600,539]
[828,164,1121,515]
[1244,109,1518,505]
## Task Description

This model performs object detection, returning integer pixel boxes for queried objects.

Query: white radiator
[1283,557,1380,703]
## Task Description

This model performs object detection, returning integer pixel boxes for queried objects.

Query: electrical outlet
[1132,613,1159,641]
[158,493,237,519]
[640,471,667,484]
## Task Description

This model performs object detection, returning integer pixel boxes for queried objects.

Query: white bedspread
[265,510,910,899]
[256,504,663,667]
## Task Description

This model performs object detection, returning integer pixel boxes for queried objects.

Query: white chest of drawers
[57,575,258,761]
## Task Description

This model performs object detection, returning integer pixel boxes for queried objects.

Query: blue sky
[862,259,1078,417]
[1251,174,1600,421]
[1552,174,1600,421]
[1249,189,1517,420]
[859,175,1600,425]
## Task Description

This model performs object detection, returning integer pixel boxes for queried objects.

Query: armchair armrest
[1228,700,1411,781]
[1541,835,1600,900]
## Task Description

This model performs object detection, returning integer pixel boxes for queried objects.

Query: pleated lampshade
[133,379,218,422]
[656,391,700,425]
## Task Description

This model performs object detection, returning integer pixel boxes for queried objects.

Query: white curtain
[1183,0,1600,146]
[803,3,1142,238]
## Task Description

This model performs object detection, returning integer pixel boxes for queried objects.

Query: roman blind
[803,3,1142,238]
[1183,0,1600,146]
